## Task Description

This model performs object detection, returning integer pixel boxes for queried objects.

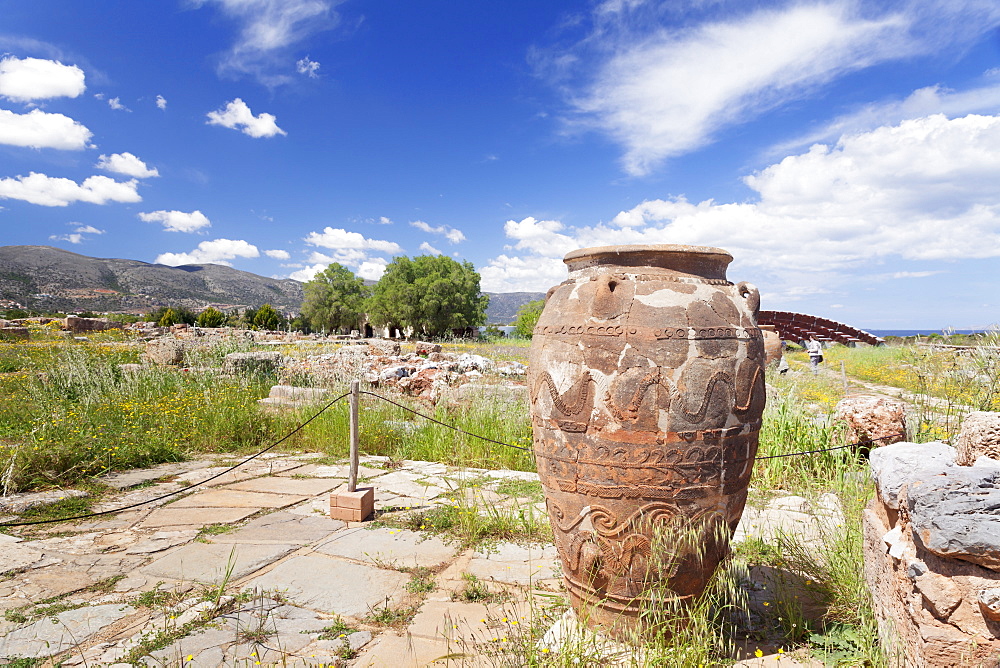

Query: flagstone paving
[0,453,825,667]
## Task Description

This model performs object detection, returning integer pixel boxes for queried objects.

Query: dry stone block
[64,316,113,332]
[222,351,283,375]
[907,463,1000,572]
[143,338,185,365]
[864,440,1000,666]
[835,394,908,450]
[956,412,1000,465]
[415,341,442,355]
[869,441,955,509]
[0,327,28,341]
[367,339,401,356]
[979,588,1000,622]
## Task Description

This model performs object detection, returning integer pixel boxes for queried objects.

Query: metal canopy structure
[758,310,884,346]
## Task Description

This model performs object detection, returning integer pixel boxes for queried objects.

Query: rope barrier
[0,391,351,528]
[360,390,533,452]
[752,432,904,461]
[0,380,906,528]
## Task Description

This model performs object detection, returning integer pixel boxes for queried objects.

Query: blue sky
[2,0,1000,329]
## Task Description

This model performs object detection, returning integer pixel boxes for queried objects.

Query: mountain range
[0,246,543,324]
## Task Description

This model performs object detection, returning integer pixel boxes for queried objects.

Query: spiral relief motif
[528,245,765,640]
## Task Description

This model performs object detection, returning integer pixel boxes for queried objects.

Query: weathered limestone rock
[0,327,29,341]
[956,412,1000,466]
[257,384,329,409]
[221,351,283,375]
[367,339,401,356]
[908,463,1000,572]
[414,341,442,355]
[64,316,113,333]
[143,338,185,365]
[396,367,445,400]
[979,588,1000,622]
[869,441,955,509]
[864,440,1000,667]
[835,394,908,450]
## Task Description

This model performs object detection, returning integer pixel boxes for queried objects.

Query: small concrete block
[330,487,374,521]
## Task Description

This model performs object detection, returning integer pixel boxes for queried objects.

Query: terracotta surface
[528,244,766,639]
[760,324,782,367]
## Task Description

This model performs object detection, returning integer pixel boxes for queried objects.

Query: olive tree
[300,263,369,334]
[367,255,488,338]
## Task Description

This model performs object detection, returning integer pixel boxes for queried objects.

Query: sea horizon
[866,329,995,337]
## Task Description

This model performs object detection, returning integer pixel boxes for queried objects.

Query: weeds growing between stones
[5,333,992,665]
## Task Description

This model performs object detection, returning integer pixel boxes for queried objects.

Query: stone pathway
[0,454,826,667]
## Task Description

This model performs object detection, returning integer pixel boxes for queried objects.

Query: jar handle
[737,282,760,320]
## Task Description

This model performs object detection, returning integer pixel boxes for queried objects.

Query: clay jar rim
[564,244,732,281]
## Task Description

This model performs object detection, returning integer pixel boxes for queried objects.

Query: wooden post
[348,379,360,493]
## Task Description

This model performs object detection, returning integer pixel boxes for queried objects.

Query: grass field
[2,332,990,665]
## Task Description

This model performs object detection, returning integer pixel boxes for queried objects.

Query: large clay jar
[528,244,766,639]
[760,324,783,367]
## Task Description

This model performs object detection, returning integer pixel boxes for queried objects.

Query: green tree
[148,306,195,326]
[196,307,227,328]
[253,303,282,330]
[367,255,488,338]
[300,263,369,334]
[514,299,545,339]
[157,307,179,327]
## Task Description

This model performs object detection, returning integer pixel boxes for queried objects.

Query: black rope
[0,391,351,528]
[752,432,904,460]
[0,379,908,528]
[360,390,534,452]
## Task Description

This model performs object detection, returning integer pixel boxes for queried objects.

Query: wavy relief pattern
[534,370,592,417]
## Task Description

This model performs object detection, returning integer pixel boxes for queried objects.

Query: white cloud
[296,56,320,77]
[410,220,466,244]
[482,113,1000,300]
[307,249,367,265]
[357,259,387,281]
[264,249,290,259]
[378,216,392,225]
[107,96,130,112]
[194,0,340,85]
[0,56,85,102]
[206,98,286,137]
[288,263,325,281]
[481,253,566,295]
[419,241,442,255]
[155,238,260,266]
[138,210,211,233]
[73,224,104,235]
[0,108,93,150]
[50,233,85,244]
[548,1,1000,175]
[289,239,393,282]
[0,173,140,207]
[774,82,1000,154]
[889,270,945,280]
[48,223,105,244]
[96,152,159,178]
[156,94,167,110]
[304,227,402,253]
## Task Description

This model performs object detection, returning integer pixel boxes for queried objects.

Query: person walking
[807,337,823,374]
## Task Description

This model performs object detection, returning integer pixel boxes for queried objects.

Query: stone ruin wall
[865,412,1000,667]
